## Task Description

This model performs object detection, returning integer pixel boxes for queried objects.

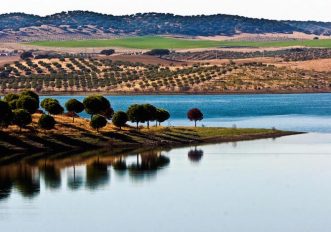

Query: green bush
[38,114,56,130]
[12,109,32,131]
[112,111,128,129]
[90,115,107,132]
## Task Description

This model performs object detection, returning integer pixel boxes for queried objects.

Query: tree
[100,49,115,56]
[65,99,84,122]
[4,93,19,102]
[0,100,12,128]
[112,111,128,130]
[127,104,146,129]
[20,90,40,105]
[145,49,170,56]
[38,114,56,130]
[142,104,157,129]
[90,115,107,132]
[4,93,20,110]
[155,108,170,126]
[12,109,32,132]
[46,102,64,115]
[41,98,63,115]
[83,95,111,119]
[20,51,33,60]
[16,95,39,114]
[187,108,203,127]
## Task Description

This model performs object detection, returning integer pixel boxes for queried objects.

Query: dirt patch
[273,58,331,72]
[0,56,20,66]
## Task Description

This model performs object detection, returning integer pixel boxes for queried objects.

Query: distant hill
[0,11,331,42]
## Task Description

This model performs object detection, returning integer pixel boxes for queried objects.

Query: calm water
[46,93,331,133]
[1,133,331,232]
[1,93,331,231]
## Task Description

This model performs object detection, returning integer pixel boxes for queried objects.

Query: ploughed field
[27,36,331,49]
[0,57,330,94]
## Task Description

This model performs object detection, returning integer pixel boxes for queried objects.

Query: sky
[1,0,331,22]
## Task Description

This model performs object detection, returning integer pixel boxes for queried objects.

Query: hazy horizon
[1,0,331,22]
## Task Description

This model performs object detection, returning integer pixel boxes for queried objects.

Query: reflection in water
[113,151,170,181]
[188,147,204,162]
[86,161,110,190]
[0,149,171,200]
[67,166,84,190]
[40,164,61,190]
[0,165,40,200]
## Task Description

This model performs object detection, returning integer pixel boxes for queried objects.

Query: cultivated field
[27,36,331,49]
[0,57,330,94]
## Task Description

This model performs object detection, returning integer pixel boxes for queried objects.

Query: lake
[1,93,331,232]
[45,93,331,133]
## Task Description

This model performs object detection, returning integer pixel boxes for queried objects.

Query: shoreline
[1,90,330,97]
[0,115,302,164]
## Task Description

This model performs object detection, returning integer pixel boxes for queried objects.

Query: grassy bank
[0,114,299,163]
[27,36,331,49]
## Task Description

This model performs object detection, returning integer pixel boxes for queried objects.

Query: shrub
[112,111,128,129]
[38,114,56,130]
[90,115,107,132]
[12,109,32,131]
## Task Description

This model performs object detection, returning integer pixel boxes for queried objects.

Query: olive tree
[65,99,84,122]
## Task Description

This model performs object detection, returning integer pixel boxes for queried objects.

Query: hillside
[1,11,331,42]
[0,57,330,94]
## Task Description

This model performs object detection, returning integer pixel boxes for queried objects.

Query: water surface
[47,93,331,132]
[0,133,331,232]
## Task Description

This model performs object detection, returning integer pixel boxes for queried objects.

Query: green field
[27,36,331,49]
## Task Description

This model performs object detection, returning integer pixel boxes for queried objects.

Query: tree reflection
[85,161,110,190]
[14,165,40,198]
[0,174,13,200]
[188,148,204,162]
[40,163,61,190]
[67,165,83,191]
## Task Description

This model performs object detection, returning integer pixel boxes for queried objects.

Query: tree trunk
[194,121,197,127]
[147,121,150,129]
[136,122,139,130]
[72,116,75,123]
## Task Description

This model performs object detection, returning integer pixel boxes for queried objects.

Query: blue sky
[2,0,331,21]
